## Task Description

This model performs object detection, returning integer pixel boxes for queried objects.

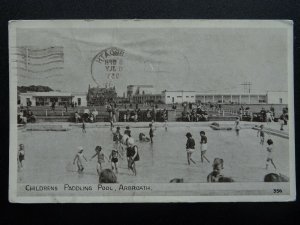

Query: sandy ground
[17,121,289,184]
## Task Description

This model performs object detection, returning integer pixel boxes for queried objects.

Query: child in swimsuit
[82,121,86,133]
[234,118,241,136]
[207,158,224,182]
[139,133,150,142]
[124,126,131,137]
[200,131,210,163]
[18,144,25,169]
[113,127,123,152]
[149,123,154,143]
[257,124,265,145]
[186,132,196,165]
[266,139,277,170]
[73,146,88,172]
[90,146,108,175]
[109,149,123,174]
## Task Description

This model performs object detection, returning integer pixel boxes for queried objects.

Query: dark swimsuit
[19,153,24,161]
[111,151,118,163]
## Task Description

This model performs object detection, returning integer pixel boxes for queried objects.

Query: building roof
[72,92,87,96]
[196,92,267,96]
[127,85,154,88]
[162,90,196,93]
[133,93,162,96]
[20,92,73,97]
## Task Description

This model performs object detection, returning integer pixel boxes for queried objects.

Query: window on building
[186,96,189,98]
[50,97,58,102]
[78,98,81,106]
[191,96,194,98]
[61,97,69,102]
[167,96,170,98]
[279,98,283,104]
[177,96,182,98]
[36,97,45,106]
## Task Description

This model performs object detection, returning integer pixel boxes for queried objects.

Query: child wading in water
[109,149,123,174]
[207,158,224,182]
[257,124,265,146]
[185,132,196,165]
[200,131,210,163]
[266,139,277,170]
[82,120,86,133]
[149,123,154,143]
[139,133,150,142]
[90,146,108,175]
[18,144,25,169]
[73,146,88,172]
[234,118,241,136]
[124,126,131,137]
[113,126,123,153]
[162,109,168,131]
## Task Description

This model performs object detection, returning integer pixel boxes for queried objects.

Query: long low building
[196,91,287,104]
[195,93,267,104]
[19,91,87,107]
[162,90,196,104]
[131,90,288,105]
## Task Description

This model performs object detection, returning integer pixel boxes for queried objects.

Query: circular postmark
[91,47,125,87]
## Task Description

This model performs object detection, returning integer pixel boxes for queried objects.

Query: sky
[13,24,289,96]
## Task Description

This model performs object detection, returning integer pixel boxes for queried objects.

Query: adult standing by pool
[74,111,81,123]
[126,138,139,176]
[92,108,98,122]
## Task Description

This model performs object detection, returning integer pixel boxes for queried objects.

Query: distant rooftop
[162,90,196,93]
[20,91,86,97]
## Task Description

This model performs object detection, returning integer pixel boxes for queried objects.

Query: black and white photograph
[9,20,295,202]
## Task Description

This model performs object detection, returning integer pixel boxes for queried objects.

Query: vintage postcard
[9,20,295,203]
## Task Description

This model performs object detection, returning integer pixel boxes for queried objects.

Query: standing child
[279,113,285,131]
[113,127,123,152]
[163,109,168,131]
[90,146,108,175]
[257,124,265,146]
[17,144,25,169]
[185,132,196,165]
[82,120,86,133]
[109,119,114,130]
[149,123,154,143]
[124,126,131,137]
[265,139,277,170]
[109,149,123,174]
[73,146,88,172]
[234,118,241,136]
[200,131,210,163]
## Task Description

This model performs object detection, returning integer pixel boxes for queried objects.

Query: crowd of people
[180,102,209,122]
[238,106,289,126]
[17,108,36,124]
[18,113,288,183]
[72,125,141,182]
[17,100,289,184]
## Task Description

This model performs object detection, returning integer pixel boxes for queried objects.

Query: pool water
[17,124,289,184]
